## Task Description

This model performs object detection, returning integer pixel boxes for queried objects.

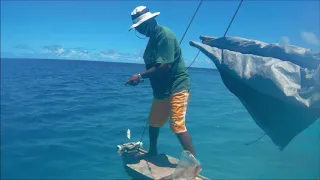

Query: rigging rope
[138,0,246,150]
[245,133,266,145]
[180,0,204,45]
[223,0,244,37]
[188,0,244,68]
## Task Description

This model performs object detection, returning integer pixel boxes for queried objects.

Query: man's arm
[141,35,175,79]
[140,63,171,79]
[125,63,171,86]
[125,35,174,85]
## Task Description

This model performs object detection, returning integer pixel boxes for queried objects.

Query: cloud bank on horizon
[5,44,144,62]
[3,43,214,68]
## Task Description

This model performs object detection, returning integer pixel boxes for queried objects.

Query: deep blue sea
[1,58,319,179]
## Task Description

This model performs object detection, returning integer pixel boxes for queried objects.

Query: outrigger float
[117,142,210,180]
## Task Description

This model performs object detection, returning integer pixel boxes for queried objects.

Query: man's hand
[125,74,140,86]
[125,63,171,86]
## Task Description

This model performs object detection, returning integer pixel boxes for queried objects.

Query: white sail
[190,36,320,150]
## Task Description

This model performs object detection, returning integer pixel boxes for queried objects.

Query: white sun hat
[129,6,160,31]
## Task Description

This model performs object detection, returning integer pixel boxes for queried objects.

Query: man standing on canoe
[125,6,197,158]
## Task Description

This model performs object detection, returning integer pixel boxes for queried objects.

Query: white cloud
[99,49,144,62]
[281,36,290,44]
[41,45,65,55]
[70,50,77,55]
[135,57,143,62]
[56,48,64,54]
[133,49,144,56]
[301,31,320,46]
[100,52,120,60]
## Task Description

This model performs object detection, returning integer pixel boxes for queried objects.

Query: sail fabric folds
[189,36,320,150]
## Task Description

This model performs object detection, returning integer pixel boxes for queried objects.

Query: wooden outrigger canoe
[119,146,210,180]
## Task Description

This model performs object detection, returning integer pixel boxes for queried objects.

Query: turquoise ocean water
[1,58,319,179]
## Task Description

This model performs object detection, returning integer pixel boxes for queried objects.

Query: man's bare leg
[176,131,195,155]
[147,126,159,156]
[176,131,202,177]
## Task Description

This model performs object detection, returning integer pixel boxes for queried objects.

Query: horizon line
[0,57,217,70]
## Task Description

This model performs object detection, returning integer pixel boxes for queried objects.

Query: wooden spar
[120,148,210,180]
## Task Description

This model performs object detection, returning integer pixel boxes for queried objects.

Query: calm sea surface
[1,58,319,179]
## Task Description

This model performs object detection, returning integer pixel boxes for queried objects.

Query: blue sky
[1,0,319,68]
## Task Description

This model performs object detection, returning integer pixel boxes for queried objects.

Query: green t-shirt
[143,24,190,99]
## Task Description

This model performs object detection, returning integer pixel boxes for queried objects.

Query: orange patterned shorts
[148,90,190,133]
